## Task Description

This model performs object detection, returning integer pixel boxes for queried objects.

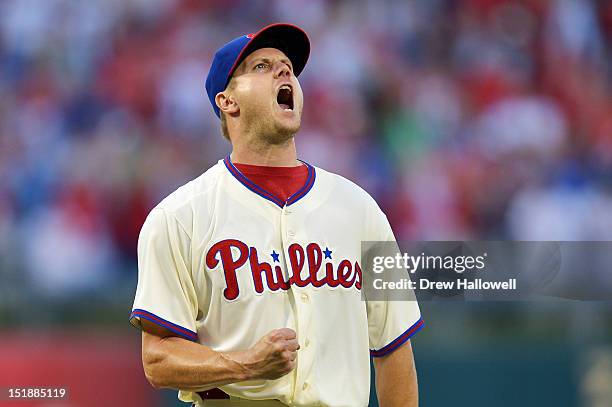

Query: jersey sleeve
[364,201,424,357]
[129,207,199,341]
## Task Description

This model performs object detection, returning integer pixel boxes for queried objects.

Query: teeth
[280,85,291,91]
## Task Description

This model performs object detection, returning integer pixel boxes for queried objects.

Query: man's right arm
[141,319,299,391]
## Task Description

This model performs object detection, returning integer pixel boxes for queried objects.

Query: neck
[230,135,299,167]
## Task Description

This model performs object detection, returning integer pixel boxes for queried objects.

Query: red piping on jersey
[130,309,198,341]
[370,318,424,357]
[223,156,315,207]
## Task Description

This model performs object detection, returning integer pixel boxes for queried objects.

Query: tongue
[279,103,291,110]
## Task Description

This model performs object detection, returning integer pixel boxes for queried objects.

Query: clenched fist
[235,328,300,380]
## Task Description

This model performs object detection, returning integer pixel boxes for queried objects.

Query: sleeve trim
[370,318,424,358]
[130,309,198,342]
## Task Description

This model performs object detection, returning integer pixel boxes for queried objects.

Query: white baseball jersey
[130,157,423,407]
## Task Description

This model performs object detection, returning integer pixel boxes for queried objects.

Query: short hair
[220,111,229,140]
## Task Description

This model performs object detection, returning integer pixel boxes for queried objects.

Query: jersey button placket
[282,205,314,404]
[283,205,295,238]
[294,288,314,402]
[280,204,300,402]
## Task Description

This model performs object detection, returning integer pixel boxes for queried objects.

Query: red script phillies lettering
[206,240,362,300]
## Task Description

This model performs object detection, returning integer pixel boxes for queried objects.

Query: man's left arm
[365,199,422,407]
[373,340,418,407]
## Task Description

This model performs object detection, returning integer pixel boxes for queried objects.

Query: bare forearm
[143,333,250,391]
[373,341,418,407]
[141,320,298,391]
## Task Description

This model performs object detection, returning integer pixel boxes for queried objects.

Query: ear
[215,90,239,115]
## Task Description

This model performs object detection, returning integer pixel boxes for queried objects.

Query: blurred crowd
[1,0,612,303]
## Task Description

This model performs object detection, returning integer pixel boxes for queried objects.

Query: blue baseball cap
[205,23,310,118]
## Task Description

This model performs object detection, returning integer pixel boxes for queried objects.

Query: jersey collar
[223,156,316,208]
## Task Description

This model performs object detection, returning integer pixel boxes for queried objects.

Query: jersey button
[288,230,295,237]
[302,382,309,391]
[300,292,309,303]
[305,338,310,347]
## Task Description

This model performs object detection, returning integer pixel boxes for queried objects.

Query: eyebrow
[250,57,293,69]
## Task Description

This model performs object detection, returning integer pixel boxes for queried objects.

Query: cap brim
[228,23,310,81]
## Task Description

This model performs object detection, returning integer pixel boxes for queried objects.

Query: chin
[271,116,301,141]
[280,122,301,136]
[264,126,298,145]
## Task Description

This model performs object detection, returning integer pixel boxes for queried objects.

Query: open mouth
[276,84,294,111]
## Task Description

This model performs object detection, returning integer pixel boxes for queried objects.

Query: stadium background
[1,0,612,405]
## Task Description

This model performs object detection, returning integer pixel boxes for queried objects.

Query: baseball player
[130,23,424,407]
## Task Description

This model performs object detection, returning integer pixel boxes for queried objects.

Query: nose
[273,62,291,79]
